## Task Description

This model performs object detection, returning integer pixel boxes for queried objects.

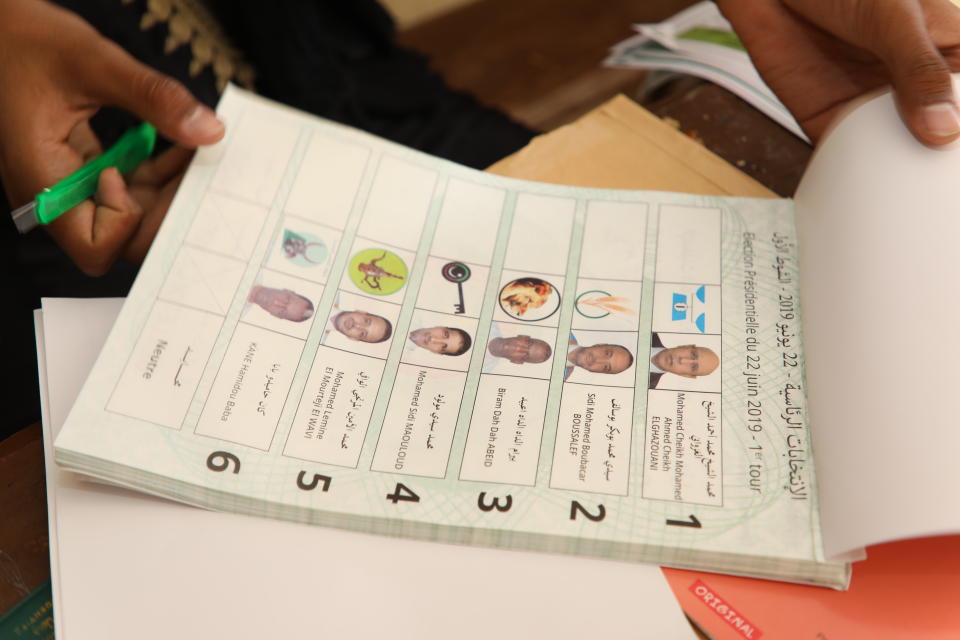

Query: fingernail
[922,102,960,138]
[181,105,225,140]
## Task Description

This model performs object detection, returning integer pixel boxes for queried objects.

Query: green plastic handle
[34,122,157,225]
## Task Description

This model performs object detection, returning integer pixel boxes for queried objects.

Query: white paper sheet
[37,297,694,639]
[795,81,960,557]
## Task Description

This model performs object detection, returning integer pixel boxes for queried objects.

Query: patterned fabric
[128,0,255,91]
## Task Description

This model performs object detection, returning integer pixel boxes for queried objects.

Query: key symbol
[441,261,472,314]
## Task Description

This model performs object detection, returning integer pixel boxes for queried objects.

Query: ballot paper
[54,85,841,586]
[37,298,695,639]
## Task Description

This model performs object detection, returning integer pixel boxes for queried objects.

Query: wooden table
[0,423,48,616]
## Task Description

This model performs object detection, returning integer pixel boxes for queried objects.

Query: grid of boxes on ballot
[104,110,723,505]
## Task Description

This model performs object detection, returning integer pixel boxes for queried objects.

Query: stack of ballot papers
[50,87,851,588]
[46,76,960,593]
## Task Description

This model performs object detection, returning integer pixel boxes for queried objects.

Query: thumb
[784,0,960,146]
[858,1,960,145]
[86,39,225,147]
[884,39,960,146]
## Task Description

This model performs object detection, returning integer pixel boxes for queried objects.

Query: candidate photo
[320,292,399,359]
[564,332,634,383]
[408,326,472,356]
[243,272,325,341]
[648,332,720,390]
[481,322,556,379]
[331,310,393,343]
[247,284,314,323]
[487,335,552,365]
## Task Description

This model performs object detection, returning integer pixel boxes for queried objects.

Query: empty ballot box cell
[357,155,438,252]
[579,200,648,282]
[430,177,505,267]
[185,192,270,262]
[158,246,247,317]
[655,205,721,286]
[503,192,575,277]
[210,106,300,207]
[284,133,371,229]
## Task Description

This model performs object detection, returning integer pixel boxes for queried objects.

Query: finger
[47,168,143,276]
[129,146,194,187]
[924,0,960,49]
[82,39,224,147]
[123,172,183,263]
[784,0,960,146]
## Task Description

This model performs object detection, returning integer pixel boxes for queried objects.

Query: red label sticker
[688,579,762,639]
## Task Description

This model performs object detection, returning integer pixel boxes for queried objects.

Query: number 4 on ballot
[666,514,702,528]
[386,483,420,504]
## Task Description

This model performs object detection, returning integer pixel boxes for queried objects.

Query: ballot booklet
[54,85,960,589]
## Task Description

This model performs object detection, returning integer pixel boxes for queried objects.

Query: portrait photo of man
[648,332,719,389]
[332,310,393,343]
[247,284,314,322]
[564,332,634,381]
[408,326,472,356]
[487,335,552,365]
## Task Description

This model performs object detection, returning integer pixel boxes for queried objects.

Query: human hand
[0,0,225,275]
[717,0,960,146]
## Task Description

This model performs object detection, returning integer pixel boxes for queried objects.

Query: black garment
[649,371,665,389]
[0,0,535,439]
[649,332,666,389]
[207,1,535,169]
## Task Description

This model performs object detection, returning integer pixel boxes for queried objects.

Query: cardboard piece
[489,95,773,197]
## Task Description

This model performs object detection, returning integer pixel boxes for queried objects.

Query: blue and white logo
[671,286,707,333]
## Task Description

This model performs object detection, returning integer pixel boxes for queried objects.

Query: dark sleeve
[649,372,663,389]
[650,332,665,349]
